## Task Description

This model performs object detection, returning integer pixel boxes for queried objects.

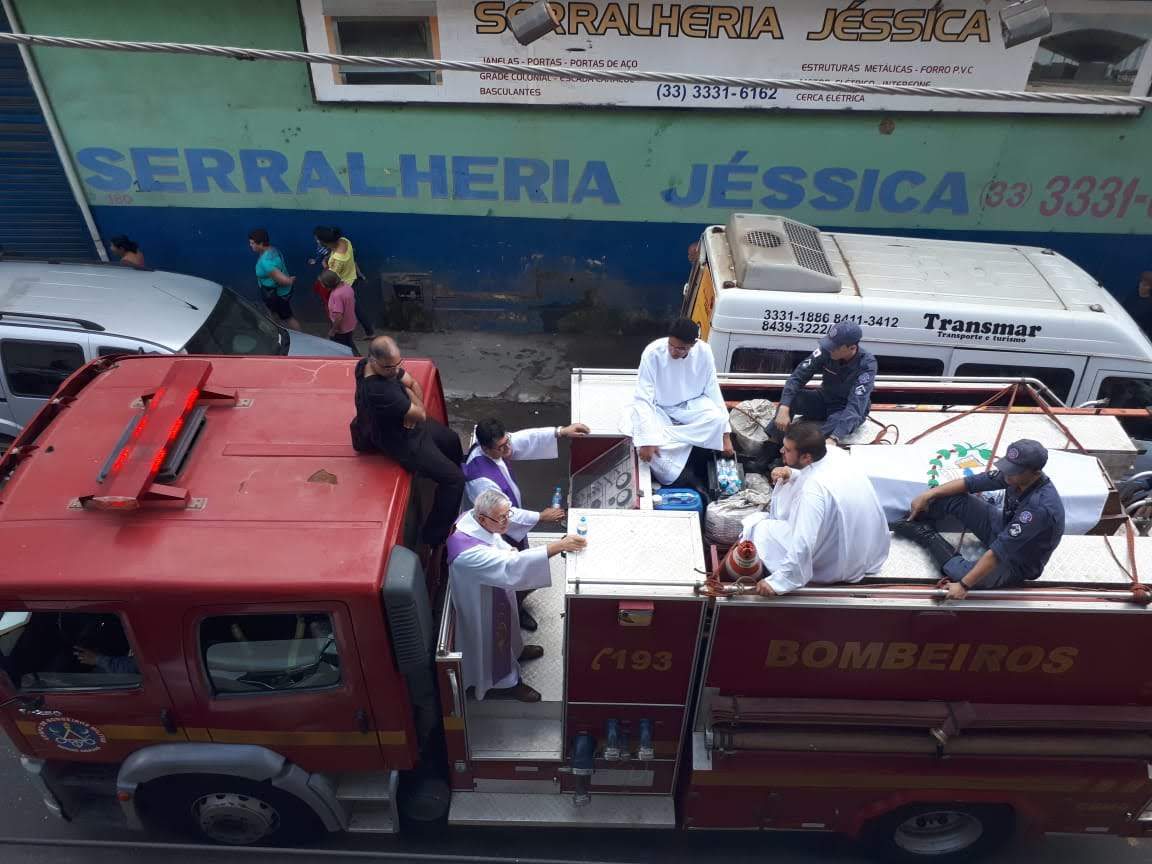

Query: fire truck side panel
[706,603,1147,705]
[684,749,1152,838]
[564,598,704,704]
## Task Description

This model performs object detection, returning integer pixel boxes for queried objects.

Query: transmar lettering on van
[923,313,1042,345]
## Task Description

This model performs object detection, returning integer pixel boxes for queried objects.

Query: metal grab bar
[435,583,457,657]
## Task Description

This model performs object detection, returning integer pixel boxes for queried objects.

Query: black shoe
[890,520,957,570]
[519,608,538,632]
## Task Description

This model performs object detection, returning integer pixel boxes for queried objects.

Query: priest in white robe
[449,490,586,702]
[741,422,890,595]
[625,318,734,484]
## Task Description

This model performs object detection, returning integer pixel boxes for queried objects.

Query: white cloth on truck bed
[850,444,1109,534]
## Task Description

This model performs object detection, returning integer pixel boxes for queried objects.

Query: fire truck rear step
[468,716,563,761]
[448,791,676,828]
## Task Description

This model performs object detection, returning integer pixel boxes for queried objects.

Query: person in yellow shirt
[312,226,374,339]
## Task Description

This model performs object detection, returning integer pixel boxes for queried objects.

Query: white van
[684,213,1152,440]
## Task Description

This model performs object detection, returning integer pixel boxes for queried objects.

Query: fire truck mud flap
[448,791,675,828]
[116,743,345,832]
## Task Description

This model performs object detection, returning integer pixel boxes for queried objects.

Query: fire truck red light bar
[86,361,216,508]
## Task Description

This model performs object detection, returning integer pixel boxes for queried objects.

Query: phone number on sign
[657,84,779,103]
[762,310,900,333]
[982,176,1152,220]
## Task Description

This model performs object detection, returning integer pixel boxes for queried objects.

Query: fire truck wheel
[863,803,1015,863]
[140,775,323,846]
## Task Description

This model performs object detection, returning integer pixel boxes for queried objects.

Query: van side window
[874,356,944,377]
[199,613,341,695]
[730,348,812,374]
[954,362,1074,402]
[0,611,141,691]
[0,340,85,398]
[1097,376,1152,439]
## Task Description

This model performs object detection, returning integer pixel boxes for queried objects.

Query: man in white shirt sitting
[627,318,734,485]
[741,422,890,595]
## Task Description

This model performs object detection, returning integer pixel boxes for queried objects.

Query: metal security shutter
[0,7,94,259]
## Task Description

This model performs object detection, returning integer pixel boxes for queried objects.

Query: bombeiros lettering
[474,2,783,39]
[764,639,1079,675]
[806,3,991,43]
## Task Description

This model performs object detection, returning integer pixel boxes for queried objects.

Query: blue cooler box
[652,488,704,513]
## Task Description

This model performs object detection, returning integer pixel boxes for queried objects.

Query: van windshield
[183,288,286,356]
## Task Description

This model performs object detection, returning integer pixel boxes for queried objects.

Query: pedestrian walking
[319,269,360,355]
[311,226,374,339]
[248,228,300,331]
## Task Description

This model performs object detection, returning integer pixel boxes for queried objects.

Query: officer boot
[890,520,958,570]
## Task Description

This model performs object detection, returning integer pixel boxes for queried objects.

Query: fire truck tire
[138,774,324,846]
[398,773,451,825]
[862,803,1015,863]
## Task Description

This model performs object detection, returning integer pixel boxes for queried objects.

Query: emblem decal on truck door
[37,717,107,753]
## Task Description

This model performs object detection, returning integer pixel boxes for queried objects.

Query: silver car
[0,261,350,444]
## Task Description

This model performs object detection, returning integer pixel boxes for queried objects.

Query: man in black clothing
[351,335,464,546]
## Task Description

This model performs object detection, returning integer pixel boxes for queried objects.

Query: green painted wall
[13,0,1152,235]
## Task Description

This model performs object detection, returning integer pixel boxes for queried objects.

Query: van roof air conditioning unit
[725,213,842,293]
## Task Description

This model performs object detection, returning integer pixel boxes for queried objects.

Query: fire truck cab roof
[0,354,429,601]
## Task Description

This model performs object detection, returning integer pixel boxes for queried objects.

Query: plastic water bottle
[577,515,589,537]
[551,486,563,509]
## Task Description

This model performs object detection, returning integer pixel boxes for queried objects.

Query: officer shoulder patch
[1019,510,1033,524]
[1008,523,1023,538]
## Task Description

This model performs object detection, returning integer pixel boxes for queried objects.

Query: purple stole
[446,526,513,682]
[463,451,521,508]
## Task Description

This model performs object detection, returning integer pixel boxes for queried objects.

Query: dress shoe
[485,681,541,703]
[518,608,538,632]
[518,644,544,662]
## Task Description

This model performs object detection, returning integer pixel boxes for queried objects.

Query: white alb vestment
[624,338,731,483]
[463,427,559,542]
[449,511,553,699]
[741,447,890,594]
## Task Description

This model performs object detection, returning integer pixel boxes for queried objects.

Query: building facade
[5,0,1152,332]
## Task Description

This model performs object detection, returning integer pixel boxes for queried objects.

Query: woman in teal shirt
[248,227,300,331]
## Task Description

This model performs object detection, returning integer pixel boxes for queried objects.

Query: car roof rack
[0,311,106,332]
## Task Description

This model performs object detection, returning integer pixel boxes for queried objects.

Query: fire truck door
[0,606,186,762]
[182,603,386,773]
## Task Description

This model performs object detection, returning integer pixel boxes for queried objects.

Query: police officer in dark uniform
[892,439,1065,600]
[774,322,877,445]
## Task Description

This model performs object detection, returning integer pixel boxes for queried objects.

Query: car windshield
[183,288,285,356]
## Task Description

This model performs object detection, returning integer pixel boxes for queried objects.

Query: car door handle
[355,709,370,734]
[160,708,177,735]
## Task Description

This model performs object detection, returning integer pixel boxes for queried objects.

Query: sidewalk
[301,325,663,402]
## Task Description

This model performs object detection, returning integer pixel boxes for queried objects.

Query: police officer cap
[819,321,862,353]
[995,439,1048,475]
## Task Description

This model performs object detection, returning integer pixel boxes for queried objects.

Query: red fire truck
[2,353,1152,862]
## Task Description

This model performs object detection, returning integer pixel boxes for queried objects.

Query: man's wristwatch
[957,579,972,592]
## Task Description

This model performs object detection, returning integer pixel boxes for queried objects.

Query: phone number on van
[761,311,900,333]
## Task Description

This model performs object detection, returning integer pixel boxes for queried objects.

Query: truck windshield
[183,288,286,356]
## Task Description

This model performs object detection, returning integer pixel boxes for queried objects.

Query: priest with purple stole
[448,490,587,703]
[463,417,589,631]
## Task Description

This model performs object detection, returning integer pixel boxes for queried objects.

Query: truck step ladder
[335,771,399,834]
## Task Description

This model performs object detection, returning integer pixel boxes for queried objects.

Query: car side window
[955,362,1075,402]
[0,611,141,692]
[874,355,944,377]
[0,339,85,398]
[730,348,813,374]
[199,613,342,695]
[1097,376,1152,439]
